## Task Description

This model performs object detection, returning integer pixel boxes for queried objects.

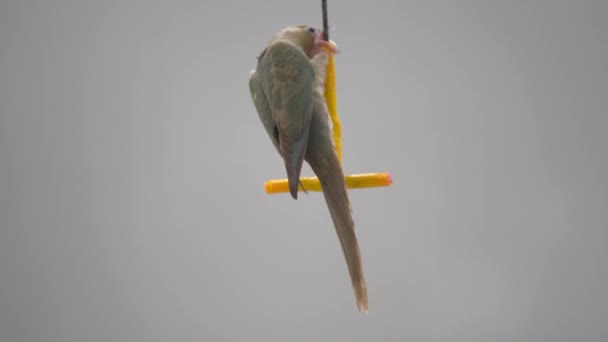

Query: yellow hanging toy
[264,2,392,194]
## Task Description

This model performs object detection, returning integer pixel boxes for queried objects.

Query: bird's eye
[307,27,316,33]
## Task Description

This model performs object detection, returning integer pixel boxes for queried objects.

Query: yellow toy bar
[264,53,392,194]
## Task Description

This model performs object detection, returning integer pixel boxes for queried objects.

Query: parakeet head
[274,25,338,58]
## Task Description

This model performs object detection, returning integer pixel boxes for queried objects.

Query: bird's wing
[250,66,280,153]
[253,41,315,199]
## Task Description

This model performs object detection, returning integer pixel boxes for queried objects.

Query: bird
[249,25,368,312]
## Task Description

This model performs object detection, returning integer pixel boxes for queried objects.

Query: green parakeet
[249,25,368,312]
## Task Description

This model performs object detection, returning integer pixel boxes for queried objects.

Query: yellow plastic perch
[264,53,392,194]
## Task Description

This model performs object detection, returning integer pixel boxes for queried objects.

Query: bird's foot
[299,180,309,195]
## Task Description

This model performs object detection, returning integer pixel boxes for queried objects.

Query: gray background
[1,0,607,341]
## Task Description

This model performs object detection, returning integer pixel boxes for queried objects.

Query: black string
[322,0,329,41]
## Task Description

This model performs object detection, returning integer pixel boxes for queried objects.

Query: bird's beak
[314,32,340,55]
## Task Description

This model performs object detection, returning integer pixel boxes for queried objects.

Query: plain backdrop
[1,1,607,341]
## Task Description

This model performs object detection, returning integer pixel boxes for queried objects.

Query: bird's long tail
[309,151,368,312]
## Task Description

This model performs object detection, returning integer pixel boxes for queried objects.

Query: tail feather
[309,151,368,312]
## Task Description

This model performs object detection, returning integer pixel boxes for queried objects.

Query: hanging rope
[322,0,329,41]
